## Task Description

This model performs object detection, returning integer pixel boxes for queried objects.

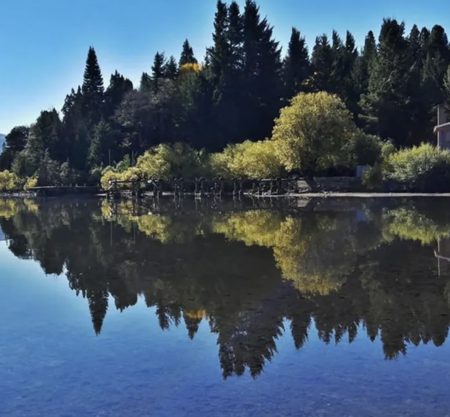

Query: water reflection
[1,197,450,377]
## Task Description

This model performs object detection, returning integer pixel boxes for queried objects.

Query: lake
[1,197,450,417]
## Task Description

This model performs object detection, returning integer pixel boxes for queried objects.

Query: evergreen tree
[104,71,133,118]
[360,19,416,146]
[407,25,431,142]
[330,31,346,93]
[340,31,359,113]
[228,1,244,70]
[282,27,310,99]
[33,109,63,161]
[38,150,62,186]
[241,0,281,140]
[207,0,245,144]
[420,27,431,50]
[209,0,230,86]
[353,31,377,102]
[409,25,422,62]
[12,110,61,177]
[152,51,166,92]
[140,72,152,92]
[81,47,104,125]
[0,126,29,170]
[61,86,90,171]
[179,39,198,66]
[422,25,450,107]
[164,56,179,79]
[309,34,333,91]
[88,120,115,167]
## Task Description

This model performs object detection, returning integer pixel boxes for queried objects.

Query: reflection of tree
[212,211,366,295]
[2,198,450,376]
[0,199,37,220]
[383,207,450,245]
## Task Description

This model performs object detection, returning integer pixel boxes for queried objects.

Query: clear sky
[1,0,449,134]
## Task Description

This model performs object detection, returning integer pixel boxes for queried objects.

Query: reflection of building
[435,106,450,149]
[435,238,450,276]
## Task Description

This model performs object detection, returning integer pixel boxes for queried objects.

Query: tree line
[1,0,450,185]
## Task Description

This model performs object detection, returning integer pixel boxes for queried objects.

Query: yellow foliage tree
[0,170,22,191]
[100,143,208,189]
[210,139,283,179]
[272,92,362,175]
[24,177,38,190]
[179,63,202,75]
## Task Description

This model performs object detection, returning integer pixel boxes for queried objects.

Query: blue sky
[0,0,449,134]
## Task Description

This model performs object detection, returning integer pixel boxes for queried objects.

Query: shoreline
[4,191,450,199]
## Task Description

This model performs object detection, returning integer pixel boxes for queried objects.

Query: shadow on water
[1,196,450,377]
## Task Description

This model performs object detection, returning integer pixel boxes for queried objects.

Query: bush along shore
[1,1,450,194]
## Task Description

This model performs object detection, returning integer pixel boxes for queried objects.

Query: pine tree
[310,34,333,91]
[61,86,90,171]
[140,72,152,92]
[409,25,422,62]
[152,52,166,92]
[420,27,431,49]
[360,19,416,146]
[228,1,244,71]
[422,25,450,106]
[209,1,230,85]
[206,1,246,144]
[282,27,310,99]
[353,31,377,99]
[406,25,431,143]
[341,31,359,113]
[81,47,104,124]
[330,31,345,91]
[179,39,198,66]
[0,126,29,170]
[88,120,113,167]
[15,110,61,177]
[164,56,178,79]
[241,0,281,140]
[104,71,133,118]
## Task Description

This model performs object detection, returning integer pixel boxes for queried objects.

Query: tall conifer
[81,47,104,124]
[282,28,310,98]
[179,39,198,66]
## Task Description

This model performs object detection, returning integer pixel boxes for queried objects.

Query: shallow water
[1,197,450,417]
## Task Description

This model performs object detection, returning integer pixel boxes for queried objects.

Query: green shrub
[351,133,383,166]
[382,143,450,191]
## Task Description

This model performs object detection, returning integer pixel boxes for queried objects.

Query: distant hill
[0,134,4,149]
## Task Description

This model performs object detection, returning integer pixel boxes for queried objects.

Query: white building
[435,106,450,149]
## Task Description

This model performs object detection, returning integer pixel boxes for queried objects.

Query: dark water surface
[1,197,450,417]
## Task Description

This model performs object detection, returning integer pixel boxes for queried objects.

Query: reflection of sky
[0,240,450,417]
[1,243,450,416]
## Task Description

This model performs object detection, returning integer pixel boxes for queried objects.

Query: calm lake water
[1,197,450,417]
